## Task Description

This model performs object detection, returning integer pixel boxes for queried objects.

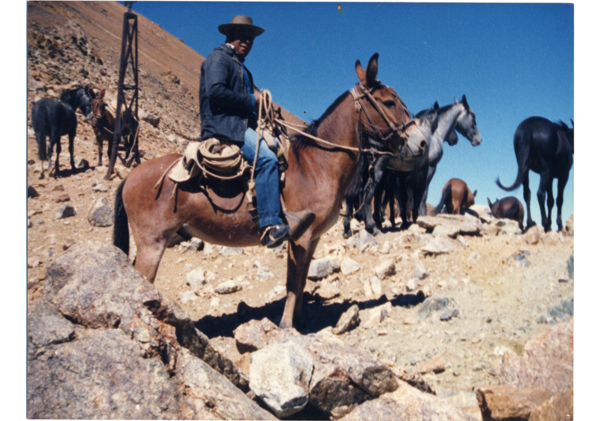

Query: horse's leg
[281,237,319,328]
[398,178,411,230]
[34,129,47,178]
[363,177,379,236]
[420,165,436,216]
[373,175,385,229]
[50,132,60,178]
[343,197,353,238]
[129,225,172,283]
[522,171,535,229]
[537,171,552,232]
[96,136,103,167]
[106,134,113,167]
[411,170,428,223]
[387,173,398,227]
[68,129,76,171]
[366,158,389,235]
[545,179,555,232]
[556,173,569,231]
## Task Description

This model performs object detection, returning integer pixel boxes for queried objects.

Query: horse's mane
[291,91,351,151]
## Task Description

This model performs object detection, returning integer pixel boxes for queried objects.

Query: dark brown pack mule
[433,177,477,215]
[114,53,412,328]
[487,196,525,232]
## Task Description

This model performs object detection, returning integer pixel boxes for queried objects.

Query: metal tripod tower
[106,1,140,180]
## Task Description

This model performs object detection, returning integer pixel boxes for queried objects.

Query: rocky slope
[27,2,574,420]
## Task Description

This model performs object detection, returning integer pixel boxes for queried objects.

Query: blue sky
[128,1,576,229]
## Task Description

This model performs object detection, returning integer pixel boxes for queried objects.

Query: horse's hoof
[400,222,412,231]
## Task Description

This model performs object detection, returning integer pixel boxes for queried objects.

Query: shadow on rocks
[195,291,426,338]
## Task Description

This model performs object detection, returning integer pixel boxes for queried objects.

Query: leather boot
[261,224,290,248]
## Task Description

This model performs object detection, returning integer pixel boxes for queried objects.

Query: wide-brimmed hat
[218,15,265,37]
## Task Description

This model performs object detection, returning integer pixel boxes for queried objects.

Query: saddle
[162,129,293,229]
[167,132,288,185]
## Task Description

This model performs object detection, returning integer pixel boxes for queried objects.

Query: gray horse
[378,95,482,229]
[414,96,482,215]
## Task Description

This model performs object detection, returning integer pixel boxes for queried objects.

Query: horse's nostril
[420,140,427,149]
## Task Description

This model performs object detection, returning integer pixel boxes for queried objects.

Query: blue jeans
[240,128,282,228]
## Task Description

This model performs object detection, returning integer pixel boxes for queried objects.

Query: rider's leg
[240,128,288,246]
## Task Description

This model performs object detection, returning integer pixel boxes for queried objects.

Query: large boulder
[476,320,573,421]
[28,315,180,419]
[339,380,477,421]
[249,340,314,418]
[417,214,483,238]
[267,330,399,417]
[27,240,275,419]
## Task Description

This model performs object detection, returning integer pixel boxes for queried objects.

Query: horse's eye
[383,100,396,108]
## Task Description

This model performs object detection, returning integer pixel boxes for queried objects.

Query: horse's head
[454,95,482,146]
[91,89,107,121]
[487,197,499,216]
[62,85,95,122]
[354,54,426,165]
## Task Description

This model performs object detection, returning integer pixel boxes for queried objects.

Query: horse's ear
[84,84,95,99]
[434,101,439,110]
[454,97,459,104]
[473,190,477,197]
[461,95,470,110]
[570,118,574,128]
[99,89,106,100]
[487,198,492,208]
[365,53,379,87]
[355,60,367,85]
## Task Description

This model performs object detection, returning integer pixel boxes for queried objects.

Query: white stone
[249,341,313,418]
[374,259,396,280]
[180,291,197,304]
[370,276,382,296]
[406,278,419,291]
[214,280,241,294]
[341,257,361,275]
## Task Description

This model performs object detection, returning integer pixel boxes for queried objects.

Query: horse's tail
[433,183,451,215]
[496,135,530,191]
[113,180,129,256]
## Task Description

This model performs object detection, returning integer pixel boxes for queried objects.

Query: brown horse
[91,89,137,166]
[113,53,412,328]
[433,178,477,215]
[487,196,525,232]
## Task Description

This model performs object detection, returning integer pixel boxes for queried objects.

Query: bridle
[271,83,414,163]
[350,82,415,149]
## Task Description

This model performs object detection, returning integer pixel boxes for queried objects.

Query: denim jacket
[199,44,258,143]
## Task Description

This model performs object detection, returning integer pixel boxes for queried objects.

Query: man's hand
[254,90,261,108]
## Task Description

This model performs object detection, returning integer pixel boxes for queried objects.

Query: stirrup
[260,224,290,248]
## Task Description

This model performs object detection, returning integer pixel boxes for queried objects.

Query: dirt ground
[27,128,574,407]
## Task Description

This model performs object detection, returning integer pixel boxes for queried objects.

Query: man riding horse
[200,15,312,247]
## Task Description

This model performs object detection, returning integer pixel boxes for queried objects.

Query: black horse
[496,116,574,232]
[31,85,95,178]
